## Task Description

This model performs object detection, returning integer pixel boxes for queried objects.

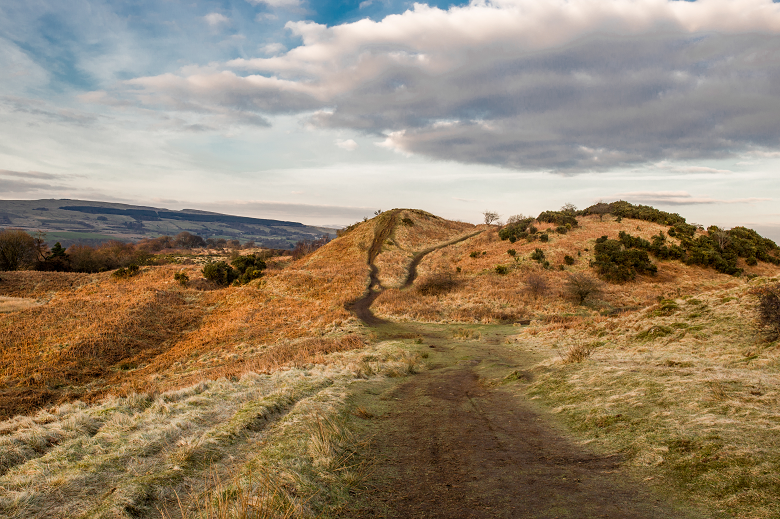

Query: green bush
[495,265,509,275]
[498,217,536,242]
[470,251,481,258]
[564,255,575,265]
[402,217,414,226]
[530,248,545,262]
[202,261,238,286]
[507,249,517,257]
[593,239,657,282]
[230,254,267,285]
[537,210,579,228]
[174,271,189,286]
[540,233,549,243]
[113,264,140,279]
[556,226,568,234]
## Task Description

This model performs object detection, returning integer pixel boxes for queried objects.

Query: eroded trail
[346,227,704,518]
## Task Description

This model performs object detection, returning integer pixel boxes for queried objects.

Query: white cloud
[260,43,286,55]
[123,0,780,172]
[246,0,301,7]
[335,139,358,151]
[204,13,230,28]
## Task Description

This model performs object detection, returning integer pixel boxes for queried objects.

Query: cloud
[335,139,358,150]
[0,169,60,180]
[121,0,780,172]
[615,191,771,205]
[246,0,301,7]
[260,43,286,55]
[204,13,230,28]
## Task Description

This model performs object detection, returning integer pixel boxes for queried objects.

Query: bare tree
[560,203,578,214]
[525,271,550,298]
[506,214,528,225]
[0,229,38,271]
[712,229,731,251]
[588,201,611,221]
[563,272,602,305]
[483,211,500,225]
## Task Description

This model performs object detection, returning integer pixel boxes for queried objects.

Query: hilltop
[0,199,336,248]
[1,204,780,518]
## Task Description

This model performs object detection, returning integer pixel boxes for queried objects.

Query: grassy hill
[1,205,779,518]
[0,199,337,248]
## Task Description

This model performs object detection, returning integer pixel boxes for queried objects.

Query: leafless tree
[712,229,731,251]
[483,211,500,225]
[588,201,611,221]
[563,272,602,305]
[0,229,39,271]
[560,203,578,214]
[506,214,528,225]
[525,271,550,298]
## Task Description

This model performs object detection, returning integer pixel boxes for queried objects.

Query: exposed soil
[345,226,706,518]
[347,324,704,518]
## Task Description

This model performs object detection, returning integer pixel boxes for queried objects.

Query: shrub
[470,251,481,258]
[174,271,189,286]
[113,264,140,279]
[564,255,575,265]
[530,248,545,262]
[556,226,568,234]
[498,217,535,242]
[593,239,657,282]
[525,272,549,298]
[507,249,517,257]
[495,265,509,275]
[563,272,602,304]
[202,261,238,286]
[756,283,780,340]
[231,254,267,285]
[540,233,549,243]
[402,217,414,226]
[537,210,579,228]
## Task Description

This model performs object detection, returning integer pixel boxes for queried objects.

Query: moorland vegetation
[1,203,779,518]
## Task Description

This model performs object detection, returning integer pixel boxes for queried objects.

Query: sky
[1,0,780,237]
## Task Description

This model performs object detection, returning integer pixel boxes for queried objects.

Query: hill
[0,199,336,248]
[1,205,780,518]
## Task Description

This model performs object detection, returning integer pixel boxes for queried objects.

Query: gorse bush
[174,271,189,286]
[202,261,238,286]
[530,248,545,262]
[592,237,657,282]
[113,264,140,279]
[498,217,536,243]
[564,255,575,265]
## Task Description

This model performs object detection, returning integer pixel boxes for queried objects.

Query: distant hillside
[0,199,336,248]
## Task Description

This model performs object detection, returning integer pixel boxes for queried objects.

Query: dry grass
[0,340,427,519]
[0,296,39,313]
[373,215,773,324]
[511,276,780,518]
[0,215,382,419]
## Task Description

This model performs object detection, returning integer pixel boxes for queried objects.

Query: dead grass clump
[416,273,458,296]
[0,297,40,313]
[558,341,596,363]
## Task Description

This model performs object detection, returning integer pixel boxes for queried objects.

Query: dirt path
[347,324,704,518]
[344,232,705,518]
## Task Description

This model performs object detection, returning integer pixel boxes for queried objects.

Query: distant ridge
[60,205,305,227]
[0,199,333,248]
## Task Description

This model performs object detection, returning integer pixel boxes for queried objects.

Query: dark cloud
[122,1,780,172]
